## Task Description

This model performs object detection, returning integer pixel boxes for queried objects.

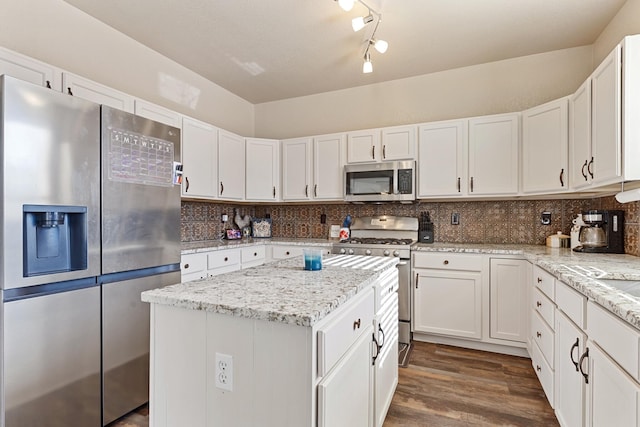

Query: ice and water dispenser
[23,205,88,276]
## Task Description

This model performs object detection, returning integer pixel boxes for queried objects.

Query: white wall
[254,46,593,139]
[594,0,640,64]
[0,0,255,136]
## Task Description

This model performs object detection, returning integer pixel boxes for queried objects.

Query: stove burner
[348,238,414,245]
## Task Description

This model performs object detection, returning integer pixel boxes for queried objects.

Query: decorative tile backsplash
[181,196,640,256]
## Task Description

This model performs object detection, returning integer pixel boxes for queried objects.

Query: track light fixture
[334,0,388,74]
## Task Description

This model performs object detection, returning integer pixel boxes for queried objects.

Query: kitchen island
[142,255,399,427]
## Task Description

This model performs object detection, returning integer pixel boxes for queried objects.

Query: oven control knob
[383,250,390,256]
[393,250,400,257]
[348,249,355,255]
[365,249,372,256]
[339,248,346,254]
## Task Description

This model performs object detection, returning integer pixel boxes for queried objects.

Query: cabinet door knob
[353,318,361,330]
[285,251,290,256]
[67,87,73,96]
[536,365,541,372]
[536,331,542,338]
[536,301,542,308]
[254,252,257,257]
[537,277,542,283]
[443,260,449,265]
[46,80,52,89]
[184,263,190,269]
[224,257,228,262]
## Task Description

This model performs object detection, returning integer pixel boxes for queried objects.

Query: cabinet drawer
[240,245,265,267]
[556,281,586,329]
[271,246,303,259]
[181,253,207,277]
[532,265,555,300]
[412,253,482,271]
[207,249,240,270]
[531,341,554,408]
[317,289,374,377]
[533,287,555,328]
[531,310,555,368]
[587,301,640,380]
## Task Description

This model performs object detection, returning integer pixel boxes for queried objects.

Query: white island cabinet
[142,255,399,427]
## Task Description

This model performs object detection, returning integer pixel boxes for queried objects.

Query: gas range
[331,216,418,258]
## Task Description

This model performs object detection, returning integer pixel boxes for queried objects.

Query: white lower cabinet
[555,310,587,427]
[489,258,528,342]
[181,246,268,281]
[270,245,332,262]
[413,253,482,340]
[587,342,640,427]
[530,265,556,407]
[317,324,373,427]
[180,252,208,282]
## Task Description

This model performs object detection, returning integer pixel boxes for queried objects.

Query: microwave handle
[393,168,399,195]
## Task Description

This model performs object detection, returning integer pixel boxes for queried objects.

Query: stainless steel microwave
[344,161,416,202]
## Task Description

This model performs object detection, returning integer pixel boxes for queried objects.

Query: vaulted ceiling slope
[63,0,626,104]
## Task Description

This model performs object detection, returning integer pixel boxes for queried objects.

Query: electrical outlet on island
[215,353,233,392]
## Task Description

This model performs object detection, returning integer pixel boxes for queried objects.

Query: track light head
[336,0,355,11]
[373,39,388,54]
[352,14,374,32]
[363,53,373,73]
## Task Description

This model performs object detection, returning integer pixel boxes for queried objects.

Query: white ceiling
[63,0,626,104]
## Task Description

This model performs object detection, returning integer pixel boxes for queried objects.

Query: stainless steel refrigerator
[99,106,181,425]
[0,77,181,426]
[0,75,102,426]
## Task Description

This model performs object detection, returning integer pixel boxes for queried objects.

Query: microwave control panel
[397,169,413,194]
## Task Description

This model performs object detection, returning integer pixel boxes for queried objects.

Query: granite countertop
[181,238,334,254]
[142,255,398,327]
[413,242,640,330]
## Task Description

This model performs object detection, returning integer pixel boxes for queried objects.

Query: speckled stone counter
[142,255,397,327]
[181,237,333,254]
[413,242,640,330]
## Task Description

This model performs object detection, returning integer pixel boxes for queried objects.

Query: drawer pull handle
[536,365,541,372]
[536,331,542,338]
[377,324,385,349]
[578,348,589,384]
[353,318,361,330]
[443,260,449,265]
[224,257,228,262]
[184,263,190,269]
[570,338,580,371]
[537,277,542,283]
[536,301,542,308]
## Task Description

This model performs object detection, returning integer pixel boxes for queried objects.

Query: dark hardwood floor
[114,341,558,426]
[383,341,559,427]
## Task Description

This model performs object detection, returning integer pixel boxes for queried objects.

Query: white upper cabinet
[590,44,622,187]
[0,46,62,91]
[282,137,313,201]
[347,126,416,164]
[313,133,346,200]
[134,99,182,128]
[62,73,134,113]
[181,117,218,199]
[218,130,245,200]
[468,113,520,196]
[380,125,416,161]
[417,120,466,198]
[245,138,279,201]
[569,79,592,190]
[347,129,381,163]
[522,97,569,194]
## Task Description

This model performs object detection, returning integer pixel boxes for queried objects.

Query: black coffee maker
[573,210,625,253]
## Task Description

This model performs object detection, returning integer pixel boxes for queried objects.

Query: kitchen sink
[597,279,640,298]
